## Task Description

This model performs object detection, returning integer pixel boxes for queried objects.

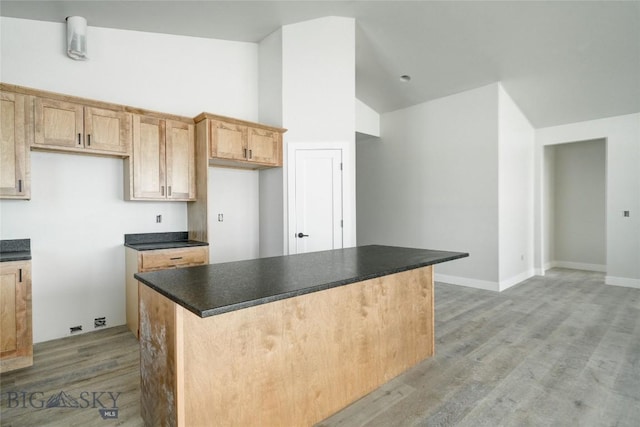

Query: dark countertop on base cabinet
[124,231,208,251]
[0,239,31,262]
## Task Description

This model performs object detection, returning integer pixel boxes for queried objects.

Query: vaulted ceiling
[2,1,639,128]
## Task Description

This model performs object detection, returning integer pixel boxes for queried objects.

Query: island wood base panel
[139,265,434,426]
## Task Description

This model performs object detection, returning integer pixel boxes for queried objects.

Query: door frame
[539,138,608,274]
[286,142,349,255]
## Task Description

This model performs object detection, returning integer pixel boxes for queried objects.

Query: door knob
[297,232,309,238]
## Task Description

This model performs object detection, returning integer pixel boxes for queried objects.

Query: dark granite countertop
[124,232,208,251]
[0,239,31,262]
[135,245,468,318]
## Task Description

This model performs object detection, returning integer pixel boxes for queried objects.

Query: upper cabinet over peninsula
[195,113,285,169]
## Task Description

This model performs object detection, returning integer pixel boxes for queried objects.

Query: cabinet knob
[87,134,91,146]
[77,133,82,146]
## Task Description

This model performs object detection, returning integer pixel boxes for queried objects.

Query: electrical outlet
[218,213,224,222]
[156,214,162,223]
[623,210,630,217]
[94,317,106,328]
[70,325,82,334]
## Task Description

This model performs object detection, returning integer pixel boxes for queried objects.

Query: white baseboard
[436,270,536,292]
[605,276,640,289]
[499,269,535,291]
[436,270,639,291]
[550,261,606,273]
[434,273,499,292]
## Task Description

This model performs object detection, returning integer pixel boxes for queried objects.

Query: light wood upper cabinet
[0,261,33,373]
[197,113,285,169]
[166,120,196,200]
[34,97,131,156]
[211,121,247,161]
[125,115,195,201]
[84,106,131,154]
[209,119,282,167]
[0,91,31,199]
[129,116,165,199]
[247,126,281,165]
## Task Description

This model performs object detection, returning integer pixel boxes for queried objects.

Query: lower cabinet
[0,261,33,373]
[125,246,208,338]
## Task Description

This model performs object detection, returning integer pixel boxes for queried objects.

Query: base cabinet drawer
[139,247,208,271]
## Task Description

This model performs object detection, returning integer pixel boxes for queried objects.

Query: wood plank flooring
[0,325,141,426]
[1,268,639,426]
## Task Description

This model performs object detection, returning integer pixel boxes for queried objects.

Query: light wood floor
[1,269,639,426]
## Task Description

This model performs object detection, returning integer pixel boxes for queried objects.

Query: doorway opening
[543,138,607,273]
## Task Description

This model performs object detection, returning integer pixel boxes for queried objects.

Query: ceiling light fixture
[400,75,411,82]
[66,16,88,60]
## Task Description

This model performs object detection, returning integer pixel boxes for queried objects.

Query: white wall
[497,84,535,290]
[552,139,606,271]
[543,146,556,269]
[282,17,356,251]
[259,17,357,255]
[536,113,640,288]
[258,29,285,258]
[0,17,258,342]
[0,17,257,119]
[281,17,355,144]
[357,83,500,288]
[0,152,186,343]
[356,98,380,138]
[208,168,260,263]
[258,29,283,128]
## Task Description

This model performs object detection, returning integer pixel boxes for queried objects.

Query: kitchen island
[135,245,467,426]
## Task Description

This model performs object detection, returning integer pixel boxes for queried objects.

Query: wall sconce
[66,16,88,60]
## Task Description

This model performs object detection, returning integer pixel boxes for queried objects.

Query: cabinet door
[0,261,32,372]
[132,115,166,199]
[166,120,195,200]
[34,97,84,148]
[247,126,281,166]
[84,107,131,155]
[210,120,247,161]
[0,92,30,199]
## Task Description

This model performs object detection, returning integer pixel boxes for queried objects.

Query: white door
[291,149,343,254]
